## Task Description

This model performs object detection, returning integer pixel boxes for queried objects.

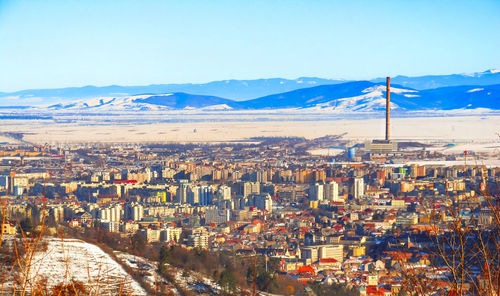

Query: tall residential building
[187,185,200,205]
[108,205,122,222]
[198,185,213,205]
[250,193,273,212]
[125,203,143,221]
[324,181,340,202]
[217,185,231,201]
[309,183,324,201]
[256,170,267,183]
[353,177,364,199]
[176,179,189,203]
[235,181,260,197]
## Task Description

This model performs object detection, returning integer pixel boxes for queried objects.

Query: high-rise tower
[386,77,390,141]
[364,76,398,157]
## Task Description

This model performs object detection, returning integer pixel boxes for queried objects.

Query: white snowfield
[27,238,146,295]
[47,96,174,111]
[2,115,498,144]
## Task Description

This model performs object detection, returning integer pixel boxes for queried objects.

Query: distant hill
[44,81,500,112]
[413,84,500,109]
[1,69,499,111]
[238,81,500,111]
[47,93,242,111]
[133,93,241,109]
[0,77,346,106]
[371,69,500,89]
[239,81,384,109]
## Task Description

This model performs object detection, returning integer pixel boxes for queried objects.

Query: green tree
[219,268,237,295]
[158,245,172,273]
[256,271,277,291]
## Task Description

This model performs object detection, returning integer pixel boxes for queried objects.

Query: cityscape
[1,1,499,295]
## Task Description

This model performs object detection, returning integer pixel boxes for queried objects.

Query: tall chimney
[386,76,391,141]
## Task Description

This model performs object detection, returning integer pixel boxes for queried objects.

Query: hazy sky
[1,0,499,92]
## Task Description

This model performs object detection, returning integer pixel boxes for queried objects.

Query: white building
[125,203,144,221]
[187,234,209,249]
[301,244,344,263]
[217,185,231,201]
[161,227,182,243]
[353,178,365,199]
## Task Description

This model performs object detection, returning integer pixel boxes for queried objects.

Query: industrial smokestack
[386,77,391,141]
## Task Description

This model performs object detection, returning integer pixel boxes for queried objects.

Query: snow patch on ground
[27,238,146,295]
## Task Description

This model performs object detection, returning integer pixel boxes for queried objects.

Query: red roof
[297,265,316,274]
[319,258,338,263]
[366,286,389,296]
[114,179,137,184]
[330,201,344,205]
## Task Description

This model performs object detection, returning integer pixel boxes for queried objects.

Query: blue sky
[0,0,499,92]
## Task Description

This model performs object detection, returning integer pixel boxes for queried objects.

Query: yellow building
[352,246,366,257]
[1,221,17,235]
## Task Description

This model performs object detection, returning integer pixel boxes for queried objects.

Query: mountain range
[0,77,345,104]
[40,81,500,112]
[1,69,499,112]
[372,69,500,89]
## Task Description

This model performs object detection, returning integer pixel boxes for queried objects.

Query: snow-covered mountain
[38,81,500,112]
[1,69,499,107]
[309,85,419,112]
[0,77,346,106]
[243,81,500,111]
[47,93,244,111]
[48,96,170,111]
[237,81,418,111]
